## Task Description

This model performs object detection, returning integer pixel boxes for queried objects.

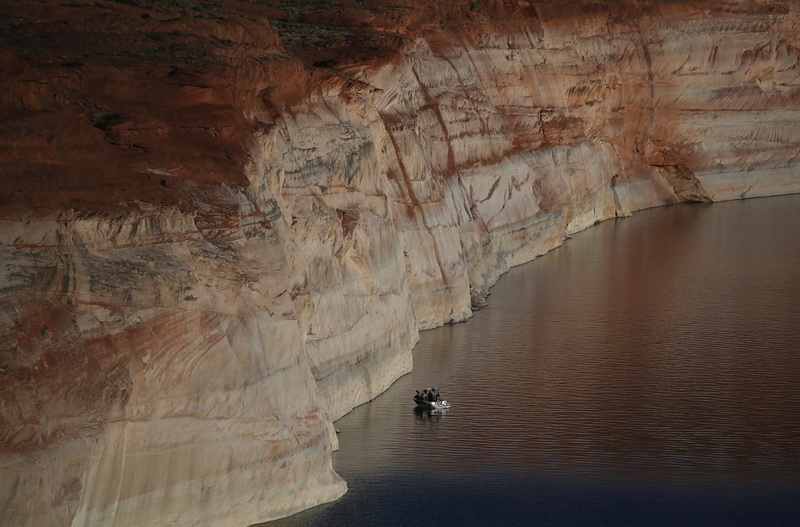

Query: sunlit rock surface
[2,0,799,525]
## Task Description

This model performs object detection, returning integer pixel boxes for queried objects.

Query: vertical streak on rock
[381,116,450,286]
[410,64,458,174]
[382,119,422,211]
[633,23,657,156]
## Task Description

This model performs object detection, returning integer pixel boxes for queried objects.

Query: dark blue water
[266,196,800,526]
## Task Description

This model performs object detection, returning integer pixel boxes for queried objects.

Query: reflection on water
[266,196,800,526]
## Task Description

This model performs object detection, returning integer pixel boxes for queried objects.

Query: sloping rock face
[1,0,799,525]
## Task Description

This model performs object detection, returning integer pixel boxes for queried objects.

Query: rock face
[1,0,799,525]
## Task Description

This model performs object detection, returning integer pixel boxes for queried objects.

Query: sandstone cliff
[2,1,799,525]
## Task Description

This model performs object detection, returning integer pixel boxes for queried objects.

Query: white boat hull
[414,398,451,411]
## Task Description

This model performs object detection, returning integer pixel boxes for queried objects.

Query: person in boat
[427,389,435,402]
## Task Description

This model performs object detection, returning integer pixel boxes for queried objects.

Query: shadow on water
[266,197,800,526]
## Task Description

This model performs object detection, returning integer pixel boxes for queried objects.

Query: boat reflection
[414,406,450,418]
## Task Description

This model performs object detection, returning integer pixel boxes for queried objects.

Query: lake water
[267,196,800,526]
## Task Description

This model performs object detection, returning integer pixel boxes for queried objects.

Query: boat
[414,387,451,410]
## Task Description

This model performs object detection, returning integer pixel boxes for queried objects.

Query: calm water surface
[269,196,800,526]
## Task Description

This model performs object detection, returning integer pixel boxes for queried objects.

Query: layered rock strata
[2,0,800,525]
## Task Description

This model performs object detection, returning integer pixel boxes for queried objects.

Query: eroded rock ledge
[2,1,799,525]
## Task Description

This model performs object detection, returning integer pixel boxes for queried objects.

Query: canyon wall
[2,1,799,525]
